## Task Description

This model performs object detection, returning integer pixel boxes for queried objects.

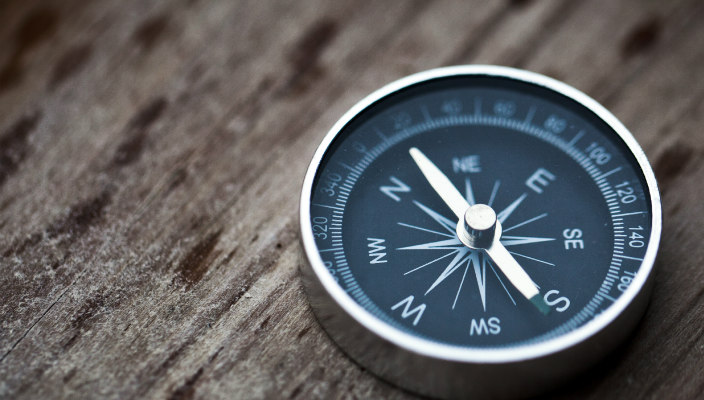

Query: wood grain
[0,0,703,398]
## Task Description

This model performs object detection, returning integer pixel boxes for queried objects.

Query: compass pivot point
[463,204,497,249]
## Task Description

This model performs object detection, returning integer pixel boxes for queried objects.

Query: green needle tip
[530,294,551,315]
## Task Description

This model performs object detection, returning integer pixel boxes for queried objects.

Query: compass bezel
[299,65,661,396]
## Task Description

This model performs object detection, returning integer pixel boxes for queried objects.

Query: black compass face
[307,74,653,348]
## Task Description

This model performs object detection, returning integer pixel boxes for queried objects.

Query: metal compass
[299,66,661,398]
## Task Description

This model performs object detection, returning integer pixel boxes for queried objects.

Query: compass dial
[300,66,660,397]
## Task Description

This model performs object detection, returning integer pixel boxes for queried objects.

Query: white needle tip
[408,147,469,219]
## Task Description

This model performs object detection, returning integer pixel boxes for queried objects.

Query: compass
[299,66,661,398]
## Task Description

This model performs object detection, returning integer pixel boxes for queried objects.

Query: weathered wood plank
[1,0,703,399]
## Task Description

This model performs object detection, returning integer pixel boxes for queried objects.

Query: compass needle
[408,147,546,309]
[409,147,469,219]
[301,66,661,398]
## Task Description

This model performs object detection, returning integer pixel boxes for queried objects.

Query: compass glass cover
[307,75,653,348]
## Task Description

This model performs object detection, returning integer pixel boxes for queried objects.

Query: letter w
[391,296,425,326]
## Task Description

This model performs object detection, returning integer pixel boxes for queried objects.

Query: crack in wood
[283,18,339,95]
[112,97,168,168]
[3,187,112,257]
[0,7,59,93]
[621,16,662,58]
[0,110,42,189]
[174,229,223,287]
[132,13,172,51]
[0,284,71,364]
[48,42,93,89]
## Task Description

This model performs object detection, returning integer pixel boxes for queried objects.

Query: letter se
[563,228,584,250]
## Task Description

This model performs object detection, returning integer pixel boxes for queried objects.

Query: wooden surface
[1,0,703,398]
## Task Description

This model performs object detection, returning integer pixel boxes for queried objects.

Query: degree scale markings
[313,99,648,343]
